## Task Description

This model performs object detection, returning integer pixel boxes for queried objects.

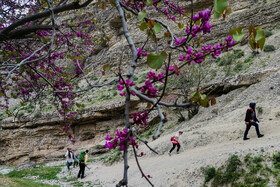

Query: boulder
[0,168,13,175]
[15,161,36,170]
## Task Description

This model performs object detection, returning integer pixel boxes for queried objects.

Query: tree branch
[0,0,94,38]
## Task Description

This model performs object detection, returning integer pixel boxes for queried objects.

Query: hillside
[1,0,280,186]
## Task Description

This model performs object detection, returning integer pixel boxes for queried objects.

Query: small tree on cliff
[0,0,266,186]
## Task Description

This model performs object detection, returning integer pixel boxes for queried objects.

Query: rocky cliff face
[0,0,279,165]
[0,100,161,165]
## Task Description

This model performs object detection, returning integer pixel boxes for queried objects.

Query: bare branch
[0,0,94,40]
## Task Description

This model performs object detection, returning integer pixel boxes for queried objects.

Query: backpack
[79,151,85,162]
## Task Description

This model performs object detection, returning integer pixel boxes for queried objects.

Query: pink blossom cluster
[153,0,185,21]
[178,47,204,64]
[105,129,138,150]
[186,9,211,37]
[137,48,148,57]
[140,71,164,97]
[117,79,135,96]
[121,0,146,11]
[73,59,84,76]
[146,71,164,82]
[210,36,235,59]
[140,80,158,97]
[174,37,186,46]
[132,111,149,126]
[168,65,179,76]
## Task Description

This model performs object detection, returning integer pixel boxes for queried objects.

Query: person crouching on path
[243,102,264,140]
[77,150,88,179]
[65,148,74,171]
[169,131,183,156]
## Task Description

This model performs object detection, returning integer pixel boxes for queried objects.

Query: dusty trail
[83,118,280,187]
[81,67,280,187]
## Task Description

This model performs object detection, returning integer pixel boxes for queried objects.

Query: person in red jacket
[243,102,264,140]
[168,131,183,156]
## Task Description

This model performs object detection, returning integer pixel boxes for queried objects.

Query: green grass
[139,125,158,139]
[62,176,77,182]
[89,148,122,165]
[0,174,59,187]
[204,152,280,186]
[6,166,62,180]
[216,49,244,67]
[165,122,175,130]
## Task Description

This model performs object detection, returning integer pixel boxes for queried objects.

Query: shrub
[264,45,275,52]
[264,30,273,38]
[204,167,216,182]
[34,111,42,118]
[253,156,263,163]
[256,106,263,114]
[273,152,280,169]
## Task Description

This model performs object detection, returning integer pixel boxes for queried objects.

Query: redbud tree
[0,0,266,186]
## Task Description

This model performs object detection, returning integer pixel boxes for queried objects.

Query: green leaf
[200,98,210,108]
[232,31,245,42]
[194,20,201,26]
[40,37,45,43]
[147,51,167,69]
[102,64,110,71]
[214,0,228,19]
[147,0,153,5]
[257,36,266,50]
[255,29,264,41]
[164,32,171,41]
[6,110,13,117]
[109,0,115,7]
[191,91,200,102]
[150,33,158,42]
[248,39,256,50]
[200,94,207,100]
[11,93,18,99]
[154,22,162,33]
[139,22,147,31]
[138,10,147,21]
[178,23,185,29]
[229,27,242,36]
[226,6,232,15]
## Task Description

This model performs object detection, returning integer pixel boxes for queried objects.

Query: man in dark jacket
[243,102,264,140]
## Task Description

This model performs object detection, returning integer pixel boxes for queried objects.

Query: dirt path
[82,119,279,187]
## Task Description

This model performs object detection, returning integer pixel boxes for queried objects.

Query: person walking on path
[77,150,89,179]
[65,148,74,171]
[169,131,183,156]
[243,102,264,140]
[73,153,79,168]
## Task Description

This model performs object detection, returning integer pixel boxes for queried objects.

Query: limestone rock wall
[0,100,159,165]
